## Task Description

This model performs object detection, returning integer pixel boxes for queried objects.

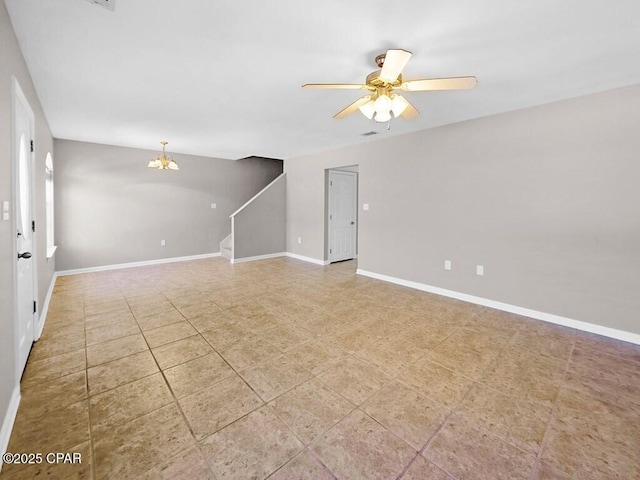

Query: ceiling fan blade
[302,83,369,90]
[333,96,371,119]
[401,76,478,92]
[379,49,413,83]
[401,100,419,119]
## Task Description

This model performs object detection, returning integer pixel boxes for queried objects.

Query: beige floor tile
[397,357,475,408]
[532,461,575,480]
[540,415,638,479]
[28,331,86,363]
[423,414,536,480]
[0,440,91,480]
[143,321,197,348]
[93,403,194,480]
[136,309,186,331]
[90,373,173,428]
[509,328,575,361]
[21,348,86,387]
[86,317,140,346]
[200,322,257,350]
[269,378,354,445]
[318,356,391,405]
[179,375,263,440]
[188,310,236,333]
[311,409,415,480]
[87,350,159,396]
[200,405,303,479]
[8,257,639,480]
[240,354,313,401]
[479,361,562,409]
[151,334,214,369]
[286,339,348,375]
[262,325,315,352]
[87,332,148,367]
[137,446,215,480]
[427,342,498,380]
[456,384,552,455]
[85,310,136,330]
[400,455,454,480]
[19,370,87,418]
[268,449,337,480]
[129,300,176,318]
[38,319,85,341]
[219,338,281,370]
[176,300,221,319]
[164,352,235,398]
[84,299,130,316]
[541,387,640,479]
[7,399,90,454]
[362,381,448,450]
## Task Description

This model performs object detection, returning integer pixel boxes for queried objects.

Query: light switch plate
[444,260,451,270]
[476,265,484,276]
[363,203,369,211]
[211,203,217,209]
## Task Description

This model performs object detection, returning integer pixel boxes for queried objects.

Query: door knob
[351,221,355,225]
[17,251,32,259]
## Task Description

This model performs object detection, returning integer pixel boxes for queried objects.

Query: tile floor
[1,257,639,479]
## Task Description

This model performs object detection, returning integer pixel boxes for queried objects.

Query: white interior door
[14,78,36,379]
[328,170,357,263]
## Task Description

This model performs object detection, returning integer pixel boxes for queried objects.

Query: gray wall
[54,140,282,271]
[285,84,640,335]
[1,0,56,446]
[233,173,286,260]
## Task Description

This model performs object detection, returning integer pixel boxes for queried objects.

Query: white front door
[328,170,357,263]
[13,78,36,379]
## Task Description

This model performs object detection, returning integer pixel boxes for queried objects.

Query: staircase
[220,173,286,263]
[220,234,233,260]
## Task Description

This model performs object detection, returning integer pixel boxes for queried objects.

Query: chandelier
[148,141,178,170]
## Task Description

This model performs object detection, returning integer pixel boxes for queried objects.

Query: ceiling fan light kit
[302,49,477,124]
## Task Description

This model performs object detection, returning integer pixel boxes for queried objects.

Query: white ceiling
[6,0,640,160]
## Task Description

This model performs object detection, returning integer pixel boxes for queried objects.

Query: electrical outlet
[444,260,451,270]
[476,265,484,276]
[211,203,217,209]
[160,239,166,246]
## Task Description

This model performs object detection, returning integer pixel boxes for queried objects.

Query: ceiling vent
[361,131,378,136]
[84,0,116,11]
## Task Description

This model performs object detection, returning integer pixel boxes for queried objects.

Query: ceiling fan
[302,49,477,123]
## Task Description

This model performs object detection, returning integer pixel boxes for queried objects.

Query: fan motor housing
[366,71,402,88]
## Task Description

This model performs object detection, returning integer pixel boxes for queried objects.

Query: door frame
[326,167,358,263]
[12,76,38,382]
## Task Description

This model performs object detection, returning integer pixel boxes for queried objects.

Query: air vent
[361,131,378,136]
[84,0,116,11]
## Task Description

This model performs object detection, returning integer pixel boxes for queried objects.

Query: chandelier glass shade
[148,141,179,170]
[358,92,410,123]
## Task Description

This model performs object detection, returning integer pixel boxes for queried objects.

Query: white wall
[285,84,640,336]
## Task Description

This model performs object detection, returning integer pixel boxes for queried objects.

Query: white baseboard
[35,272,58,341]
[286,252,330,266]
[356,268,640,345]
[56,252,221,276]
[231,252,286,264]
[0,386,21,466]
